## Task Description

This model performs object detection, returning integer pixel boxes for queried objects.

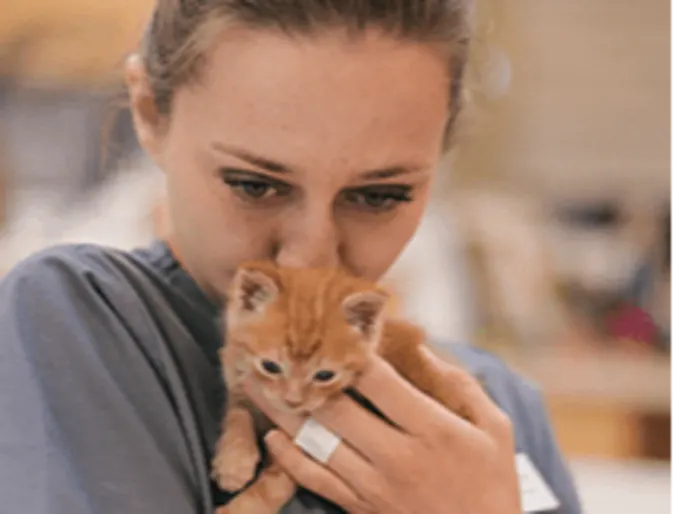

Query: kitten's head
[225,261,389,414]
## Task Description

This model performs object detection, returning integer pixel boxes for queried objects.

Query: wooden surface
[547,397,641,459]
[499,349,671,460]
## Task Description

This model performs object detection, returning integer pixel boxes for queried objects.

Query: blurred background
[0,1,670,512]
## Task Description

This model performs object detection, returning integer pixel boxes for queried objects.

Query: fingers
[312,393,409,463]
[355,350,509,438]
[419,347,513,438]
[243,380,385,493]
[246,375,409,466]
[354,355,452,433]
[265,430,377,514]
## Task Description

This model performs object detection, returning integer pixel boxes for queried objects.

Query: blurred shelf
[499,349,671,413]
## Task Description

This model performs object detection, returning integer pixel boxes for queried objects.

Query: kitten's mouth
[262,389,325,415]
[284,405,309,415]
[275,402,310,415]
[287,400,327,415]
[262,391,307,414]
[268,398,323,415]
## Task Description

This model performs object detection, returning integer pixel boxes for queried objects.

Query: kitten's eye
[313,370,336,383]
[261,359,283,375]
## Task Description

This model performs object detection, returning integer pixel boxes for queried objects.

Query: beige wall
[452,0,670,204]
[0,0,154,85]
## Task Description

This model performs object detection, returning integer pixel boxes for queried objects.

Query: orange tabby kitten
[212,261,473,514]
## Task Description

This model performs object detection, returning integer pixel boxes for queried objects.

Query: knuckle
[387,442,425,484]
[492,409,515,438]
[303,469,332,491]
[454,370,481,395]
[424,416,454,442]
[272,444,294,466]
[275,452,316,486]
[389,441,417,467]
[441,368,481,405]
[364,479,390,506]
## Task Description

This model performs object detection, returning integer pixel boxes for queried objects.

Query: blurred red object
[605,304,657,345]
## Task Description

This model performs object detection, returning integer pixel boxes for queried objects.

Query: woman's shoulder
[0,243,219,514]
[4,242,138,281]
[0,240,220,362]
[0,242,177,350]
[1,243,131,302]
[1,241,173,300]
[447,343,541,402]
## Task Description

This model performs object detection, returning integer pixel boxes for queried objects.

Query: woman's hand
[244,349,521,514]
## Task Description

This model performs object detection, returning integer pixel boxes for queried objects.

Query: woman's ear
[125,54,163,159]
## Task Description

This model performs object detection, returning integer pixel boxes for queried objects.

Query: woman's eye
[342,186,413,212]
[313,369,336,383]
[228,179,279,200]
[239,181,274,199]
[220,169,291,201]
[261,359,283,375]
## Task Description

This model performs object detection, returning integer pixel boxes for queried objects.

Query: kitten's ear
[229,265,280,315]
[342,290,389,346]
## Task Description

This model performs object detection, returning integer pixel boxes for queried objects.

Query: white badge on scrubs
[516,453,561,512]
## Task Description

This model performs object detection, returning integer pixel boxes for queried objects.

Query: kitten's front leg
[215,461,296,514]
[211,395,261,492]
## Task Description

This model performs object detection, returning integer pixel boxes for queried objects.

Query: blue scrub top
[0,241,583,513]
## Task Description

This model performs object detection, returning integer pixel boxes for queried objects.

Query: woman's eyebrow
[358,166,426,180]
[212,142,292,175]
[211,142,429,179]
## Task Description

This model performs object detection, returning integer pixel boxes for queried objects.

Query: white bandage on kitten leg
[293,418,341,464]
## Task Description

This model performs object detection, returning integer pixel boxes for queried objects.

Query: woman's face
[129,28,450,301]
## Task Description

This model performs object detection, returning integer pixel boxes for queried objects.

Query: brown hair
[139,0,474,148]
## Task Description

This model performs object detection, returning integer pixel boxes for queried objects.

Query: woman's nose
[274,209,341,269]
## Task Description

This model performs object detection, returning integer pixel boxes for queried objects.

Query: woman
[0,1,582,513]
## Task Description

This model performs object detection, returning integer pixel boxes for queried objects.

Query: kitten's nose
[285,398,303,408]
[284,387,304,408]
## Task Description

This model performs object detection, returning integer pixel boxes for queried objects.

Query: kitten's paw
[211,443,260,492]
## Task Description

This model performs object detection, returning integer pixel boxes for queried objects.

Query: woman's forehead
[171,28,450,170]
